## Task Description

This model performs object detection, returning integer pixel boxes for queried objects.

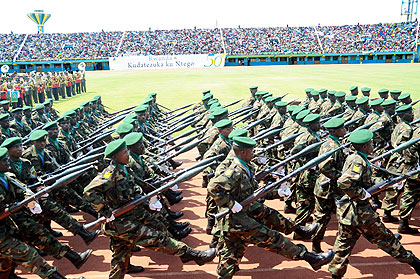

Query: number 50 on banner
[204,54,225,67]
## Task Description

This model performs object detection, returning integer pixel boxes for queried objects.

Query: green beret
[89,99,97,104]
[262,93,273,100]
[43,121,58,130]
[249,86,258,90]
[207,99,218,106]
[335,91,346,98]
[232,136,256,148]
[228,129,248,139]
[11,108,22,113]
[328,90,336,95]
[0,101,9,106]
[124,118,137,125]
[149,92,157,97]
[124,132,143,146]
[361,87,371,92]
[303,113,320,124]
[144,97,153,103]
[370,98,384,106]
[255,91,267,96]
[345,96,357,102]
[201,93,213,102]
[296,109,310,121]
[305,88,314,93]
[349,129,373,144]
[390,90,402,95]
[287,105,297,112]
[93,95,101,100]
[80,101,89,107]
[134,105,148,114]
[116,123,134,134]
[202,90,211,95]
[35,104,45,110]
[311,90,319,96]
[211,107,228,117]
[57,116,71,123]
[399,93,411,100]
[355,97,369,105]
[395,105,412,114]
[382,99,397,107]
[319,89,328,94]
[0,114,9,121]
[266,96,274,103]
[43,99,52,105]
[275,101,288,108]
[208,114,215,120]
[22,106,32,112]
[30,130,48,141]
[378,89,389,95]
[214,119,233,129]
[1,137,22,149]
[324,117,345,129]
[350,86,358,91]
[104,139,127,158]
[64,111,76,118]
[0,147,8,160]
[210,103,221,111]
[270,96,282,104]
[292,106,304,117]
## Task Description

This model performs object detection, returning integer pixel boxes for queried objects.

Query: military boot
[167,207,183,220]
[409,256,420,275]
[44,220,63,237]
[168,226,192,240]
[78,228,100,245]
[169,219,190,230]
[126,264,145,274]
[382,210,399,223]
[303,250,334,271]
[312,241,323,253]
[163,190,183,205]
[284,202,296,214]
[398,219,419,234]
[169,159,183,170]
[294,222,320,240]
[180,247,217,266]
[206,217,215,235]
[64,249,92,269]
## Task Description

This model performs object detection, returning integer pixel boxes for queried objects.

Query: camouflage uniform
[10,119,31,137]
[308,98,324,114]
[84,161,189,279]
[197,126,219,158]
[313,136,345,242]
[364,110,381,125]
[242,96,255,108]
[208,158,305,279]
[347,109,368,132]
[32,112,49,126]
[0,127,20,145]
[23,116,37,130]
[58,128,78,153]
[327,101,344,117]
[320,100,334,116]
[386,121,420,220]
[342,106,357,122]
[290,128,321,225]
[328,151,414,277]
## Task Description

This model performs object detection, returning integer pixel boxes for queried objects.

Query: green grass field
[54,63,420,113]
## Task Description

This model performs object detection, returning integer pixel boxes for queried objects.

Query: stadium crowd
[0,21,417,62]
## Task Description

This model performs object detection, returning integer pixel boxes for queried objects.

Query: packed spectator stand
[0,21,417,62]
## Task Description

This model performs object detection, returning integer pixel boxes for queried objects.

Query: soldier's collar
[356,151,370,166]
[329,135,340,144]
[402,120,411,125]
[359,108,368,115]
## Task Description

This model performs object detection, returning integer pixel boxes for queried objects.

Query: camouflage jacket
[0,127,20,145]
[270,112,286,129]
[23,116,37,130]
[320,100,334,115]
[370,112,395,150]
[242,96,255,108]
[197,126,219,157]
[45,137,71,165]
[58,129,78,153]
[208,157,263,232]
[337,152,376,226]
[364,110,381,125]
[327,101,344,117]
[342,106,357,122]
[8,157,38,185]
[314,136,346,199]
[348,109,368,131]
[308,99,324,114]
[10,119,31,137]
[22,145,57,175]
[84,161,149,235]
[203,134,232,176]
[32,112,49,126]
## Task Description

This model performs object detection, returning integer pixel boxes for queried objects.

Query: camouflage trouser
[381,188,402,212]
[328,221,414,277]
[250,202,296,235]
[0,236,56,278]
[205,193,217,220]
[284,161,296,206]
[107,224,188,279]
[217,225,307,279]
[399,179,420,220]
[14,213,68,259]
[52,185,95,214]
[294,186,315,226]
[313,196,336,242]
[38,197,83,235]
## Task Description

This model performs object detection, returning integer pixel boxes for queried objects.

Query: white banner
[109,54,225,70]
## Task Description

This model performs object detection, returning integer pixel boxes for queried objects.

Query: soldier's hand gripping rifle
[336,168,420,208]
[0,168,90,221]
[84,161,215,230]
[214,143,348,221]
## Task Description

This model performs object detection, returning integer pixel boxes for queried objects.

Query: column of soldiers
[0,70,86,108]
[1,85,420,279]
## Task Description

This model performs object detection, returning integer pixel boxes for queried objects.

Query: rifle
[253,125,282,139]
[228,106,252,118]
[84,161,215,230]
[410,118,420,126]
[320,112,346,124]
[29,161,98,189]
[280,93,289,99]
[155,127,201,149]
[343,116,364,127]
[157,103,171,111]
[336,168,420,207]
[230,107,254,121]
[0,168,89,221]
[254,140,325,181]
[71,129,114,156]
[163,108,192,123]
[42,153,103,178]
[88,113,129,138]
[160,118,198,139]
[343,121,377,138]
[214,143,348,221]
[166,103,194,115]
[370,138,420,163]
[154,133,201,158]
[233,109,260,125]
[108,105,137,116]
[252,128,284,142]
[243,117,268,130]
[254,131,304,156]
[223,99,243,108]
[157,136,209,165]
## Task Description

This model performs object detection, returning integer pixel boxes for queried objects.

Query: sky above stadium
[1,0,413,34]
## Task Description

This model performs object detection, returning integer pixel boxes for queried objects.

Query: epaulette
[102,164,116,181]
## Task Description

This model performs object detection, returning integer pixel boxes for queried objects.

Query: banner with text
[109,54,225,70]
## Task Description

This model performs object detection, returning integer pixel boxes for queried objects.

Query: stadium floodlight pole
[313,25,324,53]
